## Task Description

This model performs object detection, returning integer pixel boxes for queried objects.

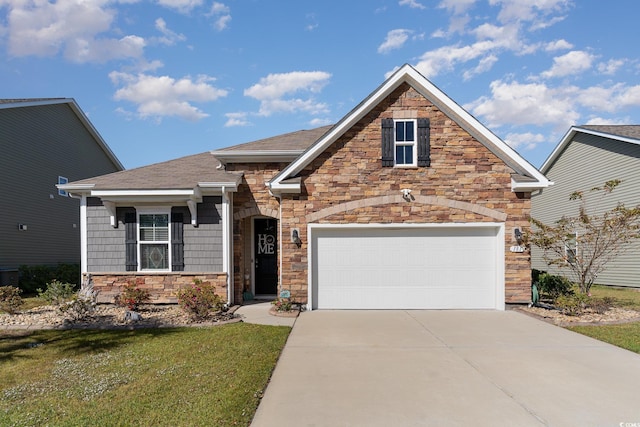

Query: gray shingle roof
[218,125,334,152]
[70,152,241,190]
[579,125,640,141]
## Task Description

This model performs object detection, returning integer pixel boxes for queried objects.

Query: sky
[1,0,640,170]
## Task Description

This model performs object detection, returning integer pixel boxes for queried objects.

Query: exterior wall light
[291,228,302,247]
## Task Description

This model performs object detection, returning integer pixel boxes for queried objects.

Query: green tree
[529,180,640,295]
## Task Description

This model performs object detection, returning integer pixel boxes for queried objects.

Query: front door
[254,218,278,295]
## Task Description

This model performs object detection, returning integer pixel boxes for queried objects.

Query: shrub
[0,286,23,314]
[555,293,589,316]
[536,273,574,301]
[37,280,76,305]
[271,298,293,312]
[58,294,97,322]
[114,283,151,311]
[177,281,224,321]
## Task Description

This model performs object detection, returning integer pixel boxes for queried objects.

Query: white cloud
[309,117,333,126]
[467,77,640,138]
[438,0,476,15]
[465,79,580,130]
[489,0,571,25]
[544,39,573,51]
[504,132,547,150]
[156,0,203,13]
[462,54,498,80]
[399,0,425,9]
[209,2,231,31]
[154,18,186,46]
[2,0,146,63]
[585,116,632,126]
[378,29,413,54]
[109,72,228,121]
[244,71,331,117]
[541,50,594,78]
[597,58,626,75]
[224,112,251,127]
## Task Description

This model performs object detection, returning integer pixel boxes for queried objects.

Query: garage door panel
[312,226,501,310]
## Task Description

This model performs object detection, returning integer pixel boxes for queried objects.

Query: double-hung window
[394,120,416,167]
[138,212,170,270]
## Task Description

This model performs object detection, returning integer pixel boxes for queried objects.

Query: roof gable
[541,125,640,173]
[0,98,124,170]
[268,64,550,193]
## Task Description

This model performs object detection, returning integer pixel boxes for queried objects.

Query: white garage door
[310,225,503,310]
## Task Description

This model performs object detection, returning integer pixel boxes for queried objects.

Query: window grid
[394,120,416,167]
[138,213,170,271]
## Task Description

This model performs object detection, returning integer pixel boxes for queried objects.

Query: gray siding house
[531,125,640,288]
[0,99,123,285]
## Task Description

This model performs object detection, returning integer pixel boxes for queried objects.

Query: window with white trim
[58,176,68,196]
[394,120,416,167]
[138,212,170,270]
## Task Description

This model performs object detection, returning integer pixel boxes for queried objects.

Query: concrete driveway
[251,310,640,427]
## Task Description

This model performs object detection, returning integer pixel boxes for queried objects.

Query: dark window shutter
[171,212,185,272]
[417,118,431,167]
[124,211,137,271]
[381,118,394,167]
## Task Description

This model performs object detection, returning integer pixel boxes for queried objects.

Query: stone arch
[233,205,279,221]
[305,194,507,223]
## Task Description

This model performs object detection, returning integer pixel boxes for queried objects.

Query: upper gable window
[382,118,430,168]
[394,120,416,167]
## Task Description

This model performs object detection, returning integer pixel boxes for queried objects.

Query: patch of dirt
[517,305,640,326]
[0,304,240,329]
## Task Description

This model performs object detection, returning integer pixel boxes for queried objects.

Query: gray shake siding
[86,196,223,272]
[0,101,122,274]
[531,132,640,288]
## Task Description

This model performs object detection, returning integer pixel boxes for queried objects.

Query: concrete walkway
[251,310,640,427]
[234,301,298,327]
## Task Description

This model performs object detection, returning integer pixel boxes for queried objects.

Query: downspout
[277,193,283,297]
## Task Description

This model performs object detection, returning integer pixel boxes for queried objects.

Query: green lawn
[568,322,640,354]
[0,323,290,426]
[566,285,640,354]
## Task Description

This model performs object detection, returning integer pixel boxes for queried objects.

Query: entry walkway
[252,310,640,426]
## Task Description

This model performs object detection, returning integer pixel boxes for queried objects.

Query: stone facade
[87,272,228,304]
[240,83,531,304]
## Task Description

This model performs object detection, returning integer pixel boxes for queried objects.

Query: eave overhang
[211,150,304,164]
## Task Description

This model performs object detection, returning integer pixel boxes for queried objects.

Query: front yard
[0,323,290,426]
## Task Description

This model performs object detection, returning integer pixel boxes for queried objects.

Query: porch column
[222,188,234,304]
[80,195,88,275]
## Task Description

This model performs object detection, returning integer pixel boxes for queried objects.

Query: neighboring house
[60,64,550,309]
[0,99,124,286]
[531,125,640,288]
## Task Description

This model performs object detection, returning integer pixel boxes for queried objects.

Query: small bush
[0,286,23,314]
[271,298,293,312]
[536,273,574,301]
[58,294,97,322]
[177,281,224,321]
[37,280,76,305]
[555,293,589,316]
[587,296,615,315]
[114,283,151,311]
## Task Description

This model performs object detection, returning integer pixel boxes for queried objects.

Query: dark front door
[254,218,277,295]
